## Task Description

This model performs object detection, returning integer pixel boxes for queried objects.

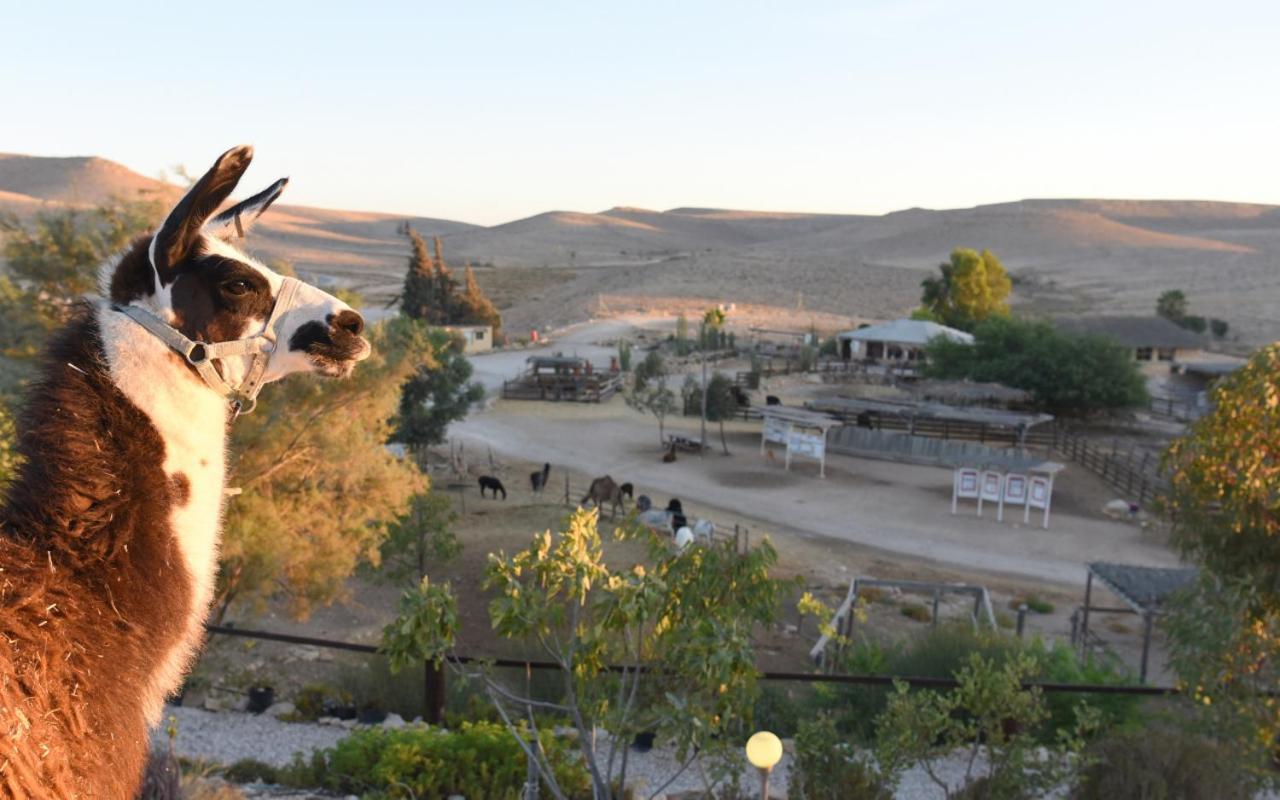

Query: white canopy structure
[837,320,973,362]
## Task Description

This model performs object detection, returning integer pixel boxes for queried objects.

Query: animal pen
[501,355,623,402]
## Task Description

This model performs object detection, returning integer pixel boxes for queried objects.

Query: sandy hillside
[2,153,1277,345]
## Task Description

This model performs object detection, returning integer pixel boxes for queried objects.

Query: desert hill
[1,153,1276,345]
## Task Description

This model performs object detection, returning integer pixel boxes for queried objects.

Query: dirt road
[454,317,1181,590]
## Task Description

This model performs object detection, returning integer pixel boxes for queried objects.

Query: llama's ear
[152,145,253,281]
[207,177,288,239]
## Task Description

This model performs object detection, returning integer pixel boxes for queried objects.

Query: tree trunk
[719,420,730,455]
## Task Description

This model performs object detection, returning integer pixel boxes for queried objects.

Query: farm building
[1053,316,1202,364]
[434,324,493,354]
[835,319,973,363]
[501,355,623,402]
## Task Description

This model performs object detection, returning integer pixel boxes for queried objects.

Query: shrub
[289,684,352,721]
[1072,726,1253,800]
[1009,595,1055,615]
[856,586,887,604]
[900,603,931,623]
[314,722,590,800]
[221,759,279,784]
[1177,314,1208,334]
[1209,318,1229,338]
[791,715,894,800]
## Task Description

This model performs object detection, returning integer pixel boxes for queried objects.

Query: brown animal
[581,475,626,519]
[662,444,678,463]
[0,146,371,799]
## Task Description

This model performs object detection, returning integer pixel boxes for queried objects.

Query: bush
[813,626,1141,743]
[1177,315,1208,334]
[221,759,279,784]
[1209,318,1229,338]
[1072,726,1253,800]
[289,684,351,721]
[314,722,590,799]
[791,715,894,800]
[900,603,931,623]
[1009,595,1055,615]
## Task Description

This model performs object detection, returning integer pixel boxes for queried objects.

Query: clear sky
[5,1,1278,225]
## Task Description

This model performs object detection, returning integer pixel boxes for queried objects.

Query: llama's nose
[331,310,365,336]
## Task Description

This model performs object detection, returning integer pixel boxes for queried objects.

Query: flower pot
[247,686,275,714]
[632,731,656,752]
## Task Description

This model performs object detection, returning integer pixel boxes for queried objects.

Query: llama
[581,475,625,519]
[0,146,371,799]
[478,476,507,499]
[619,482,634,500]
[529,462,551,494]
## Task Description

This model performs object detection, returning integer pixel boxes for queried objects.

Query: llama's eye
[223,280,251,297]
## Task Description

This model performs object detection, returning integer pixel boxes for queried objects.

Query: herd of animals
[475,465,714,544]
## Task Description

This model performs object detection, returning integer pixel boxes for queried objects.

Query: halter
[111,270,304,419]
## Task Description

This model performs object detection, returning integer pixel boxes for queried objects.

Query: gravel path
[154,706,348,768]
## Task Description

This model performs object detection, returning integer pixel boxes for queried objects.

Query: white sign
[977,470,1004,518]
[1002,473,1028,506]
[763,417,790,445]
[788,430,825,459]
[1024,475,1054,529]
[952,467,980,514]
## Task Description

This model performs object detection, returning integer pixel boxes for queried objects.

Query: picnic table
[666,434,705,453]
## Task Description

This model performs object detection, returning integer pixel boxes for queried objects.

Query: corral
[500,354,624,402]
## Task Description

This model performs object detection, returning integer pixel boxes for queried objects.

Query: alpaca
[478,476,507,499]
[619,482,634,500]
[0,146,371,799]
[529,462,551,493]
[581,475,625,519]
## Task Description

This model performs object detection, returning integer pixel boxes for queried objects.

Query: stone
[382,713,406,729]
[1103,499,1132,519]
[263,701,296,719]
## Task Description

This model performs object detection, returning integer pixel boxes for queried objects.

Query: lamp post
[745,730,783,800]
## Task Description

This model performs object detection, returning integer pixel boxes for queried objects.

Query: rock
[317,716,339,727]
[338,718,357,729]
[382,713,406,729]
[263,701,296,719]
[288,645,321,662]
[1103,499,1132,519]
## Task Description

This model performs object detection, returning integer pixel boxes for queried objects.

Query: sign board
[1025,475,1054,528]
[1002,473,1028,506]
[951,467,981,514]
[763,416,790,446]
[977,470,1003,517]
[787,430,825,460]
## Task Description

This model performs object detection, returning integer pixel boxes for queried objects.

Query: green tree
[0,197,162,393]
[919,248,1012,331]
[382,509,788,800]
[1156,289,1188,322]
[219,316,429,621]
[378,491,461,584]
[875,653,1095,800]
[0,400,17,495]
[626,373,678,445]
[925,316,1148,415]
[399,226,439,322]
[1210,318,1230,338]
[617,339,632,372]
[392,329,485,452]
[632,349,665,392]
[674,313,690,356]
[704,372,738,455]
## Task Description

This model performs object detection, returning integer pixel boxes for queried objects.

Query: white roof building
[836,319,973,362]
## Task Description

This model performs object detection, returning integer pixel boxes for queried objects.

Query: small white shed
[836,320,973,362]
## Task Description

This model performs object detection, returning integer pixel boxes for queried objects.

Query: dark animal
[530,462,551,493]
[0,146,370,798]
[581,475,625,519]
[666,498,688,535]
[478,476,507,499]
[636,495,652,513]
[662,444,678,463]
[856,411,873,429]
[619,482,634,500]
[730,385,750,407]
[766,395,781,406]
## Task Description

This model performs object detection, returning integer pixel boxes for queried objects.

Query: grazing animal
[478,476,507,499]
[581,475,625,519]
[530,462,551,493]
[662,444,678,463]
[766,395,781,406]
[0,146,371,799]
[619,482,634,500]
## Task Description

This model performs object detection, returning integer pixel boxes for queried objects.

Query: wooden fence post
[424,661,445,725]
[564,474,571,507]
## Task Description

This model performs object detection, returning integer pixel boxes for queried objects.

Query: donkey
[581,475,625,519]
[0,146,370,799]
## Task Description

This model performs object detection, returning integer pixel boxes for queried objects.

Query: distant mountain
[1,152,1277,345]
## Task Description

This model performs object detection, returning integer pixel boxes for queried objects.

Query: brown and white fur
[0,146,369,799]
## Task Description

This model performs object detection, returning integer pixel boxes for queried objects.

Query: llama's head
[109,146,370,406]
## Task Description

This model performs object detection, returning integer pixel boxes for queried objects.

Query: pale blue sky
[4,1,1277,224]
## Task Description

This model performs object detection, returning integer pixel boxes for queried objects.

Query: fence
[1053,430,1167,507]
[201,623,1182,727]
[827,426,1036,469]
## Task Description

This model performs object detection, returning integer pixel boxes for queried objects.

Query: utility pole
[699,307,726,457]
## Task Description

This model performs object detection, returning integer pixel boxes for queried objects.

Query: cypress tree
[401,227,437,322]
[458,264,502,336]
